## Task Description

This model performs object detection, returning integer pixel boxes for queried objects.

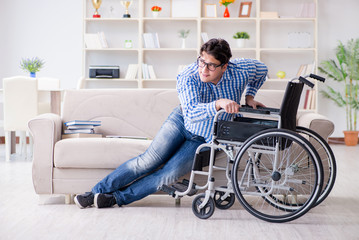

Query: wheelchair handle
[299,76,315,88]
[309,73,326,82]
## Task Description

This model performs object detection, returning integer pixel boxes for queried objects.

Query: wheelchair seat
[216,81,305,142]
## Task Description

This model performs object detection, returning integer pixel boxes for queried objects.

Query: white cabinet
[82,0,318,110]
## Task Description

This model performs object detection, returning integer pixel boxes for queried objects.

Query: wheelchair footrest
[160,184,177,197]
[160,179,197,197]
[172,179,197,196]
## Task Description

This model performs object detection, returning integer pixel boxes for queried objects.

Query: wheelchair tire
[232,129,323,223]
[296,127,337,207]
[214,187,235,210]
[192,194,215,219]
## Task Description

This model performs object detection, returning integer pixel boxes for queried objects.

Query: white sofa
[28,89,334,201]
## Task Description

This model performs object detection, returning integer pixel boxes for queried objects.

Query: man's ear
[221,63,228,73]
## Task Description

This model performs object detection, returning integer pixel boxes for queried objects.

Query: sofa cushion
[54,138,151,169]
[61,89,179,139]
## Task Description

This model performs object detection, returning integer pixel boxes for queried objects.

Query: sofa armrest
[28,113,62,194]
[297,113,335,141]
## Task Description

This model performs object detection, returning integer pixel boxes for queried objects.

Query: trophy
[121,1,132,18]
[92,0,102,18]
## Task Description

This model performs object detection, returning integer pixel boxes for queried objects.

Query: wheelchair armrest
[239,105,280,115]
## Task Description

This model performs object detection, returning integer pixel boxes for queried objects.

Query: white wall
[0,0,83,89]
[317,0,359,137]
[0,0,359,137]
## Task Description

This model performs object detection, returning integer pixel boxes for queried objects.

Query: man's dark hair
[200,38,232,65]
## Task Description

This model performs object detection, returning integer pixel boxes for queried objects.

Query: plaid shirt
[177,58,267,142]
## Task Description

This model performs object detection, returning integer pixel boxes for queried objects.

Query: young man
[74,38,267,209]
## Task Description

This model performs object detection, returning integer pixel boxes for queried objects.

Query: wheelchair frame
[161,74,336,223]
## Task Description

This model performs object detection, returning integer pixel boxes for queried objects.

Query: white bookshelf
[82,0,318,110]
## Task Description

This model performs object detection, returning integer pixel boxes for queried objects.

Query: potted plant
[178,29,190,48]
[20,57,45,78]
[151,6,162,18]
[233,32,250,48]
[319,38,359,146]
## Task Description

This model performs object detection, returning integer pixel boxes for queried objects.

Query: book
[296,64,307,77]
[147,65,157,79]
[97,31,108,48]
[143,33,160,48]
[305,89,314,110]
[260,12,278,18]
[296,3,316,18]
[142,63,150,79]
[309,89,316,109]
[303,89,310,109]
[125,64,139,79]
[84,33,102,49]
[62,133,102,139]
[64,129,95,134]
[64,120,101,126]
[67,124,98,130]
[106,135,148,140]
[153,33,160,48]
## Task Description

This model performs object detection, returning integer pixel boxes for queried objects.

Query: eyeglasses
[197,57,224,71]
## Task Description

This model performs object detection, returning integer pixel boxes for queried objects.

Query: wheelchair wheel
[296,127,337,207]
[232,129,323,223]
[214,187,235,210]
[192,194,215,219]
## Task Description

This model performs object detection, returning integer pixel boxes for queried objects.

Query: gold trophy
[121,1,132,18]
[92,0,102,18]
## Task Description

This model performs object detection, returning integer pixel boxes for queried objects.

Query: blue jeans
[92,106,205,206]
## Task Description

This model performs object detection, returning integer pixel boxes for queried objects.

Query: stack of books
[141,64,157,79]
[63,120,102,138]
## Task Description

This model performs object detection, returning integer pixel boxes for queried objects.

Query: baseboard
[0,136,30,144]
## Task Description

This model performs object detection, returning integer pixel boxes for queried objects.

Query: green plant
[319,38,359,131]
[20,57,45,73]
[178,29,190,39]
[233,32,250,39]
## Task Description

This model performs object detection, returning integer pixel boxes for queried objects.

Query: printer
[89,65,120,78]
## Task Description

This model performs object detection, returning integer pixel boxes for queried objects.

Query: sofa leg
[38,194,66,204]
[175,198,181,206]
[65,194,75,204]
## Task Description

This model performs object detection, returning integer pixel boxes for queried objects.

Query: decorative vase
[236,39,246,48]
[181,38,186,48]
[343,131,359,146]
[223,7,230,18]
[152,11,159,18]
[30,72,36,78]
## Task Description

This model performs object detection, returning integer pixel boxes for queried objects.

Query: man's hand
[245,95,266,109]
[215,99,240,113]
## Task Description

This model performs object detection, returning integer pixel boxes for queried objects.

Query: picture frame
[239,2,252,17]
[204,4,217,18]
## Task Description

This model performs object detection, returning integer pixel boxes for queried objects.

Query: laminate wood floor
[0,144,358,240]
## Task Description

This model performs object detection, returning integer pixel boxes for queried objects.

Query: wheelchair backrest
[279,82,304,131]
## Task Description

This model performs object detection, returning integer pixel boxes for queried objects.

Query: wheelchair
[161,74,336,223]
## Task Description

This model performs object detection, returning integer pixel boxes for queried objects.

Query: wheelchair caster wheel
[192,194,215,219]
[214,188,235,210]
